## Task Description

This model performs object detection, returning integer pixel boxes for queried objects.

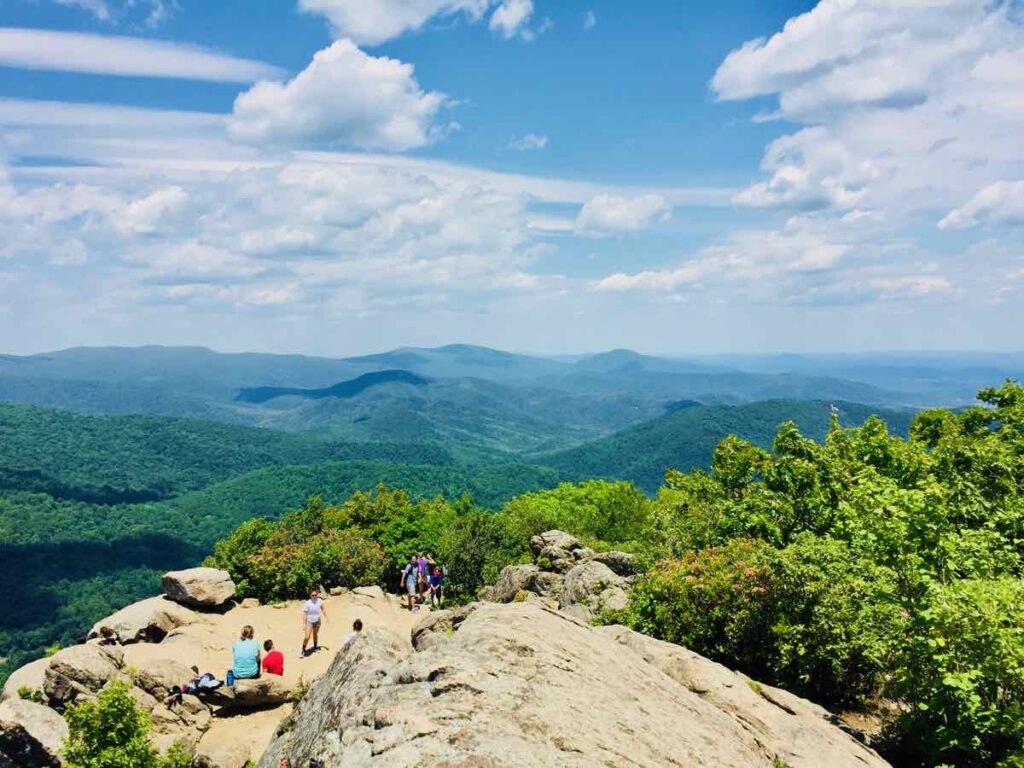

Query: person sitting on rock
[343,618,363,646]
[428,566,444,608]
[262,639,285,676]
[301,589,327,657]
[97,626,120,646]
[400,555,419,612]
[232,625,261,682]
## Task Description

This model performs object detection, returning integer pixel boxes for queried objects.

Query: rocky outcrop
[162,568,236,608]
[486,530,636,622]
[259,602,890,768]
[0,658,49,703]
[90,596,201,644]
[43,644,124,709]
[0,698,67,768]
[133,658,197,701]
[529,529,591,572]
[0,585,419,767]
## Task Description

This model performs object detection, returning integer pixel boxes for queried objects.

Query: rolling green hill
[536,400,916,493]
[0,402,453,503]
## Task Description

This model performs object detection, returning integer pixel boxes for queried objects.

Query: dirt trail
[126,589,420,687]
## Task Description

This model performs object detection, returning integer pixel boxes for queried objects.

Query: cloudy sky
[1,0,1022,356]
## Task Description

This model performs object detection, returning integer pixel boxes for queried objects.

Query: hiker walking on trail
[301,589,326,657]
[416,552,430,600]
[401,555,419,612]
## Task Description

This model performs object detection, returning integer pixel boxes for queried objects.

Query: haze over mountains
[2,344,1016,453]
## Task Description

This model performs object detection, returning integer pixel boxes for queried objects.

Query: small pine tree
[63,681,191,768]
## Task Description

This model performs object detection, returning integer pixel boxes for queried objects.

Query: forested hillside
[538,400,915,492]
[0,403,453,502]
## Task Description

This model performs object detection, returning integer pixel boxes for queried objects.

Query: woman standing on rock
[301,588,327,657]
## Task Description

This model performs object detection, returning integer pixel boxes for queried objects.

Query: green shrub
[624,539,779,679]
[624,535,903,706]
[770,535,903,705]
[888,578,1024,767]
[63,681,191,768]
[497,480,652,545]
[245,526,387,601]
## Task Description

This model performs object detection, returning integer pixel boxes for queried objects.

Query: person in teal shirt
[232,625,261,680]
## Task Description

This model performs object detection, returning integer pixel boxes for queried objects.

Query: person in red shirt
[262,639,284,676]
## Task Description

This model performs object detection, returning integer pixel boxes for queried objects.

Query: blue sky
[0,0,1022,356]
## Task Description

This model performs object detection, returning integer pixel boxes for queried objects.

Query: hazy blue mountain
[698,352,1024,406]
[236,370,430,404]
[259,377,666,455]
[1,344,1008,457]
[344,343,570,380]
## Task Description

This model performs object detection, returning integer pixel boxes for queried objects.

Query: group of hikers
[399,552,444,613]
[90,557,448,697]
[229,589,365,683]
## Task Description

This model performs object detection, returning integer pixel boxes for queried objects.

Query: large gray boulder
[596,624,879,767]
[0,697,68,768]
[529,530,589,573]
[90,596,200,644]
[162,568,236,608]
[43,644,124,709]
[591,549,638,576]
[560,559,630,614]
[133,658,196,701]
[258,602,890,768]
[488,564,563,603]
[352,585,385,600]
[0,658,49,703]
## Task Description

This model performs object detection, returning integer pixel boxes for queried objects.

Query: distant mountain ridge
[235,369,429,404]
[0,344,1018,457]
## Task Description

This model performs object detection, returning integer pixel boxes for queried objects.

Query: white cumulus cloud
[574,194,670,237]
[489,0,533,39]
[229,39,448,151]
[712,1,1024,218]
[298,0,492,45]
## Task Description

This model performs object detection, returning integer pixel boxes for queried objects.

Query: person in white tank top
[301,588,327,656]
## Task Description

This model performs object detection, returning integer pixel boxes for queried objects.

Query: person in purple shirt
[416,553,429,599]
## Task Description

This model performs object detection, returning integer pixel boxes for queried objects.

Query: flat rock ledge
[259,601,891,768]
